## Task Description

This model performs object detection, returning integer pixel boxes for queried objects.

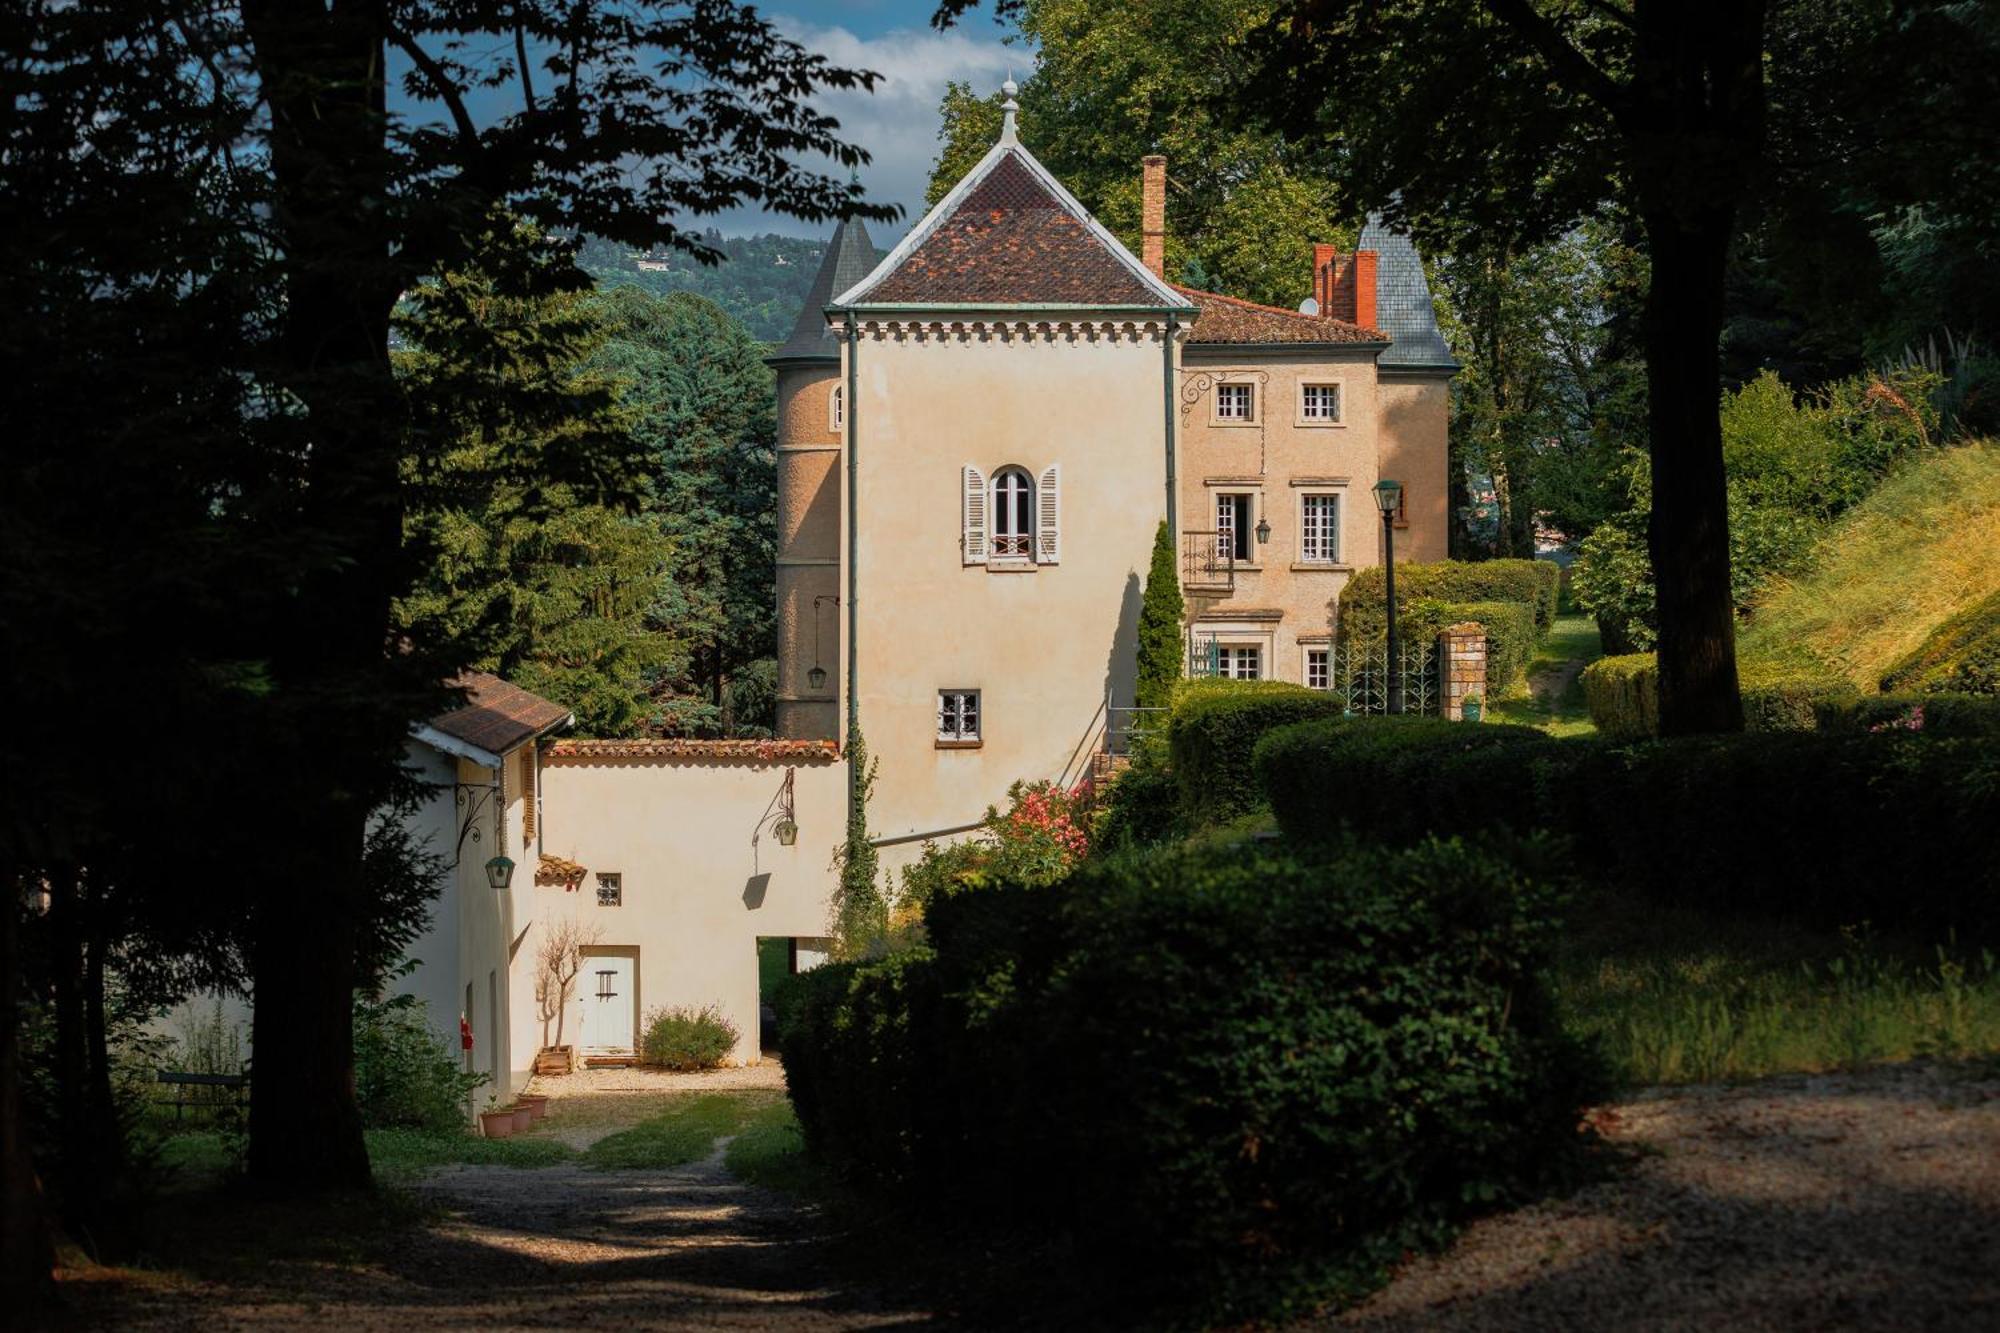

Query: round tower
[769,219,874,740]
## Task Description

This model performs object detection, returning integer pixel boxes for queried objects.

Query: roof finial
[999,76,1019,146]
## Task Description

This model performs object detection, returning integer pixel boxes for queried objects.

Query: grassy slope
[1487,612,1602,737]
[1739,440,2000,688]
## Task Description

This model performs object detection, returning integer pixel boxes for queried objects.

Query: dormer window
[1216,382,1255,422]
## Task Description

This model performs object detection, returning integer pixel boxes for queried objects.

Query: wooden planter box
[534,1045,574,1076]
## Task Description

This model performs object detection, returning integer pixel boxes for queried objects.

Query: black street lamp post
[1373,479,1404,715]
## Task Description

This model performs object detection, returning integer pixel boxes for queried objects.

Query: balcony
[1180,530,1235,596]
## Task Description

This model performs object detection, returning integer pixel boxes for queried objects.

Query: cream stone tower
[769,219,878,740]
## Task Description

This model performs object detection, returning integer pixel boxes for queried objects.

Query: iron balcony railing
[1181,529,1235,594]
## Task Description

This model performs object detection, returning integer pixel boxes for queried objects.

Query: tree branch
[385,24,479,150]
[513,8,537,114]
[1483,0,1630,126]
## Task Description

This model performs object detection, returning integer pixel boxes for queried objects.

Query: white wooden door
[577,955,635,1053]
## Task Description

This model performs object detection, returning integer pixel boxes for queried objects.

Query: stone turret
[769,217,876,739]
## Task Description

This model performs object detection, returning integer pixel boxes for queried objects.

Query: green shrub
[1167,681,1344,828]
[1578,653,1656,741]
[353,993,484,1132]
[1879,588,2000,696]
[1341,557,1557,637]
[1579,653,1859,738]
[779,839,1601,1321]
[639,1004,738,1071]
[1813,692,2000,737]
[1571,520,1656,653]
[1090,764,1180,852]
[1255,717,2000,940]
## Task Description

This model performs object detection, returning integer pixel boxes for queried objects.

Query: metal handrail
[1180,529,1235,592]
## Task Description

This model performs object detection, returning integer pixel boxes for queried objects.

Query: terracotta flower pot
[518,1094,550,1122]
[479,1109,516,1139]
[511,1105,534,1132]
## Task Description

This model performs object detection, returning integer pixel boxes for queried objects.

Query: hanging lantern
[484,854,516,890]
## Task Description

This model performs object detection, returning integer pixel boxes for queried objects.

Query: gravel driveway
[1326,1063,2000,1331]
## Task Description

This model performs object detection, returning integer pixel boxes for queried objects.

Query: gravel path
[1326,1063,2000,1331]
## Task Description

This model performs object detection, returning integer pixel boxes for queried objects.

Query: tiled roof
[769,218,878,363]
[1178,286,1385,346]
[547,738,840,763]
[427,672,572,757]
[837,142,1187,309]
[534,854,588,889]
[1355,215,1457,370]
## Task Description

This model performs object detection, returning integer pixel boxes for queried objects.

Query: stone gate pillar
[1440,623,1487,721]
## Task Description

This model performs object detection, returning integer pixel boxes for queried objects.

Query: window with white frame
[1300,493,1342,564]
[937,689,981,743]
[1305,647,1330,690]
[1215,645,1262,679]
[829,384,843,431]
[991,467,1034,559]
[1216,492,1254,561]
[596,872,622,908]
[1301,382,1342,423]
[1215,381,1255,422]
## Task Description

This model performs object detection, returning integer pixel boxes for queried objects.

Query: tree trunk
[1642,206,1744,735]
[45,866,87,1204]
[240,0,404,1194]
[0,862,54,1306]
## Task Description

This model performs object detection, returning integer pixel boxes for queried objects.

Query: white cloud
[703,15,1021,242]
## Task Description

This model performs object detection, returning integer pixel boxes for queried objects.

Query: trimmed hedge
[1167,680,1344,827]
[1578,653,1656,741]
[1579,653,1861,737]
[1341,558,1559,637]
[1436,599,1536,695]
[778,839,1601,1321]
[1255,717,2000,939]
[1813,691,2000,737]
[1880,589,2000,696]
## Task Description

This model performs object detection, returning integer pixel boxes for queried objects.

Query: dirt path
[1325,1063,2000,1330]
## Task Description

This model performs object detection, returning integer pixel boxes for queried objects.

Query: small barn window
[596,872,622,908]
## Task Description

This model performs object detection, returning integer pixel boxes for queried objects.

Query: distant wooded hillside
[578,232,883,343]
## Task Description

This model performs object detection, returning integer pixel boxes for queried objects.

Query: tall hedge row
[778,839,1601,1321]
[1254,717,2000,939]
[1340,557,1559,637]
[1166,680,1344,826]
[1579,653,1864,738]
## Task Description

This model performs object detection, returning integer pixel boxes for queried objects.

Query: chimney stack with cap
[1141,155,1167,278]
[1312,243,1380,328]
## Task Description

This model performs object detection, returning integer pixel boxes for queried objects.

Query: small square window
[596,872,622,908]
[1301,383,1342,422]
[1215,382,1255,422]
[1306,648,1330,690]
[937,689,981,744]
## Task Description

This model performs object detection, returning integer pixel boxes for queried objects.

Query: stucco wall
[1176,348,1386,682]
[525,746,844,1066]
[845,320,1168,850]
[1377,373,1452,564]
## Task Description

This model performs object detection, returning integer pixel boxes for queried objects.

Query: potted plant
[518,1092,550,1122]
[510,1101,534,1133]
[479,1096,516,1140]
[1462,693,1484,723]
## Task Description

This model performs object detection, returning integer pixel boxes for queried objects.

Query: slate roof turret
[1356,215,1458,371]
[768,217,879,364]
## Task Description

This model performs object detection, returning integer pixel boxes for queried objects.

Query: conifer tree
[1136,522,1186,713]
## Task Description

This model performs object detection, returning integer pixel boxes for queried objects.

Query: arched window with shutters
[963,463,1060,568]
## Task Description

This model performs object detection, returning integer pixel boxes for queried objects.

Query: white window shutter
[1037,463,1061,564]
[962,464,988,564]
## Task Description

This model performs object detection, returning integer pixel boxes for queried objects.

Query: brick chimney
[1312,243,1380,327]
[1141,155,1167,278]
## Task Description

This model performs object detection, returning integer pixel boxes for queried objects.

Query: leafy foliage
[780,837,1602,1322]
[577,232,874,342]
[830,728,885,959]
[1167,680,1345,827]
[898,780,1094,917]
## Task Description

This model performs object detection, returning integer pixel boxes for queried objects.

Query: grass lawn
[1487,612,1601,737]
[583,1091,784,1169]
[1553,889,2000,1086]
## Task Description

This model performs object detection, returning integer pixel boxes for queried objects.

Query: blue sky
[392,3,1027,245]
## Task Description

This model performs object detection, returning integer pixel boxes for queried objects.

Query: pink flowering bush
[899,778,1094,914]
[1869,702,1926,733]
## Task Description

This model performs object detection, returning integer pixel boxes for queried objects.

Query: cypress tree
[1136,521,1185,711]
